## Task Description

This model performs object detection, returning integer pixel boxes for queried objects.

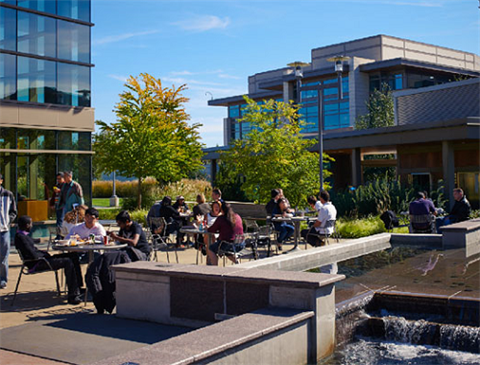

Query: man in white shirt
[301,190,337,247]
[67,207,106,241]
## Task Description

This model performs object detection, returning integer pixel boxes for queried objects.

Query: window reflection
[57,63,90,106]
[0,53,17,100]
[0,6,16,51]
[17,1,56,14]
[17,11,56,58]
[58,20,90,63]
[58,0,90,22]
[16,129,55,150]
[17,56,56,103]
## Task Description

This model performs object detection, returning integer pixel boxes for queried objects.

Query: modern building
[205,35,480,208]
[0,0,93,221]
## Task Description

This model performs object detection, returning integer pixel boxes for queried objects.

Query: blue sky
[91,0,480,147]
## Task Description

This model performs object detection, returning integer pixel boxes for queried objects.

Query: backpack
[380,210,399,230]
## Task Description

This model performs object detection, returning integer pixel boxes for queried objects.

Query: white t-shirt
[315,202,337,234]
[66,222,106,240]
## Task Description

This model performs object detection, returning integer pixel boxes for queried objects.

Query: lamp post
[110,171,119,207]
[288,56,349,193]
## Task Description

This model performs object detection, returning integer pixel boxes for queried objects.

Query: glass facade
[369,73,403,92]
[0,2,92,106]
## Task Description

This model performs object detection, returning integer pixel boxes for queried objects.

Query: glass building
[0,0,93,220]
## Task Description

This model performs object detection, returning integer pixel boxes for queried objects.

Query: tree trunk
[137,177,142,209]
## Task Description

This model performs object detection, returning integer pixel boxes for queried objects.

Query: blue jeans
[0,231,10,284]
[277,224,295,244]
[56,208,64,238]
[436,216,455,233]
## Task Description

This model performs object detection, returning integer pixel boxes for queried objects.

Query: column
[211,159,217,186]
[351,148,362,187]
[442,141,455,210]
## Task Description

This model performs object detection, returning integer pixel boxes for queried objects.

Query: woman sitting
[207,203,244,265]
[272,198,295,250]
[158,196,182,245]
[60,204,88,238]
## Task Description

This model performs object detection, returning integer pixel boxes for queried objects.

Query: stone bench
[90,308,313,365]
[442,218,480,257]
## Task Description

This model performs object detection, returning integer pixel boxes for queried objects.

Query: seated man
[159,196,183,245]
[108,211,151,261]
[271,198,295,250]
[301,190,337,247]
[437,188,472,232]
[15,215,83,304]
[66,207,106,241]
[409,192,437,232]
[265,189,280,216]
[146,200,162,232]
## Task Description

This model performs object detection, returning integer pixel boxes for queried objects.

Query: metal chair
[151,217,178,263]
[218,233,256,266]
[409,214,435,234]
[305,219,337,247]
[11,250,62,306]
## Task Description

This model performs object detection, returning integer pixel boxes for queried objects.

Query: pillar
[351,148,362,187]
[442,141,455,210]
[211,159,217,186]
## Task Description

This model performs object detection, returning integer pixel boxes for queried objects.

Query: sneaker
[68,296,83,305]
[0,281,7,289]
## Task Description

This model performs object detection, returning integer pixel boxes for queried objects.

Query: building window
[0,6,16,51]
[57,0,90,22]
[369,73,404,93]
[0,53,16,100]
[228,105,240,118]
[17,0,56,14]
[299,104,318,133]
[58,131,91,150]
[0,127,16,149]
[16,129,56,149]
[57,62,90,106]
[17,56,56,103]
[57,20,90,63]
[17,11,57,58]
[324,101,349,130]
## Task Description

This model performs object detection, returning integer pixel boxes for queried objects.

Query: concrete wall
[0,102,95,132]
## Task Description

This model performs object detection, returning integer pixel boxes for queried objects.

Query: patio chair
[245,220,274,258]
[47,226,58,252]
[151,217,178,263]
[305,219,337,248]
[11,250,62,306]
[409,214,435,234]
[217,233,256,266]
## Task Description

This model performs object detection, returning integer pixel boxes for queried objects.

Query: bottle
[90,234,95,245]
[204,216,208,229]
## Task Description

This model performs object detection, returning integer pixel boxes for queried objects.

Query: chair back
[410,214,433,225]
[324,219,336,230]
[244,219,259,233]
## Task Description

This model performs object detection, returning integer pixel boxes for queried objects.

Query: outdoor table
[180,227,216,264]
[270,216,311,252]
[52,241,128,304]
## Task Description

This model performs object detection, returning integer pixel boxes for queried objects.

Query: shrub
[98,208,148,226]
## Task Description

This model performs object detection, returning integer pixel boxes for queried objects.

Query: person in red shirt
[207,203,244,265]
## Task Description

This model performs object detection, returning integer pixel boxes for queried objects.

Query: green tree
[355,83,394,130]
[94,73,204,208]
[219,96,332,208]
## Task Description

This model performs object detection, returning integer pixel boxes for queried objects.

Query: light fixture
[287,62,310,79]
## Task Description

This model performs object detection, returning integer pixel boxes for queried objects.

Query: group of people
[408,188,471,233]
[146,188,244,265]
[266,188,338,248]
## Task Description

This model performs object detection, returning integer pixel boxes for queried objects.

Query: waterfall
[383,316,433,344]
[440,324,480,353]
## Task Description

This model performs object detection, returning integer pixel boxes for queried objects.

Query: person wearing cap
[0,173,17,289]
[58,171,84,219]
[173,196,191,246]
[50,172,65,239]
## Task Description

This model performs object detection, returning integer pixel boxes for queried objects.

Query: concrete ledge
[237,233,392,272]
[390,233,442,248]
[442,219,480,257]
[89,308,314,365]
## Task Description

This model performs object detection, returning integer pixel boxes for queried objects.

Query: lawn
[92,198,124,207]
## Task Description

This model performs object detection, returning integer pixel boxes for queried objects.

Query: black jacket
[193,203,211,217]
[450,197,471,222]
[15,233,48,267]
[86,251,131,314]
[159,205,180,222]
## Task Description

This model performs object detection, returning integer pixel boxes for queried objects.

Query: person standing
[58,171,84,219]
[50,172,65,239]
[0,173,17,289]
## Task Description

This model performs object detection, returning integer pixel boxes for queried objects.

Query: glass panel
[323,87,338,101]
[57,62,90,106]
[395,74,403,90]
[57,20,90,63]
[0,53,16,100]
[0,6,16,51]
[57,0,90,22]
[0,152,15,194]
[0,1,17,5]
[17,1,56,14]
[58,131,90,150]
[17,129,55,150]
[17,56,56,103]
[17,11,56,57]
[0,127,16,149]
[324,114,339,130]
[16,153,56,201]
[228,105,240,118]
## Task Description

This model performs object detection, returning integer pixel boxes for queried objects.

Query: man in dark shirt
[159,196,183,245]
[265,189,280,216]
[108,210,150,261]
[436,188,472,232]
[409,192,437,231]
[14,215,83,304]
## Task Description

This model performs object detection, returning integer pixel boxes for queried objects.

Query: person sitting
[211,188,225,204]
[307,195,322,214]
[60,204,87,238]
[108,211,151,261]
[192,194,211,218]
[265,189,280,216]
[15,215,83,304]
[272,198,295,250]
[409,192,437,232]
[436,188,472,232]
[207,203,244,266]
[158,196,183,244]
[66,207,106,241]
[173,195,190,214]
[195,200,222,255]
[301,190,337,247]
[146,200,162,232]
[278,189,295,214]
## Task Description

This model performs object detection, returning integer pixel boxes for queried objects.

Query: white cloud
[218,73,241,80]
[170,71,194,76]
[107,74,129,82]
[94,30,159,45]
[173,15,230,32]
